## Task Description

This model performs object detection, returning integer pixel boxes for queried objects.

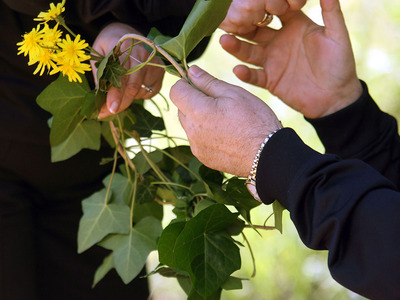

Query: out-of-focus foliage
[149,0,399,299]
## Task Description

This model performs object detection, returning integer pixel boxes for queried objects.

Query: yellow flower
[34,0,66,23]
[17,24,45,60]
[52,57,91,83]
[57,34,91,65]
[28,48,58,76]
[40,23,62,49]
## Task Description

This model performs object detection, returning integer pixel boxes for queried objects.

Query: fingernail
[189,65,204,78]
[109,101,119,114]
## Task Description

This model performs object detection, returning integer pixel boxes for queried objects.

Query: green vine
[18,0,286,299]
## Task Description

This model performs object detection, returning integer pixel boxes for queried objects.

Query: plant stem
[244,225,276,231]
[115,33,187,79]
[242,232,257,278]
[109,120,136,172]
[104,148,119,205]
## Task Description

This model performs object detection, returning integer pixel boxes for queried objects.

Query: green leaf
[77,189,131,253]
[194,199,216,216]
[103,172,133,205]
[222,276,243,291]
[132,149,164,175]
[158,0,232,61]
[81,90,106,119]
[135,177,158,204]
[99,217,163,284]
[130,104,165,137]
[102,59,126,89]
[173,204,241,297]
[51,119,101,162]
[36,74,102,161]
[101,121,116,148]
[273,200,286,234]
[158,220,187,267]
[132,200,163,223]
[36,74,90,116]
[92,253,114,287]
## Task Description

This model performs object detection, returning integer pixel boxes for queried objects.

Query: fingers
[98,52,164,119]
[169,76,212,117]
[233,65,267,88]
[220,34,272,66]
[187,65,242,99]
[287,0,307,10]
[264,0,289,15]
[320,0,348,41]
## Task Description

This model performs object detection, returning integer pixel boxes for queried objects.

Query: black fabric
[0,0,208,298]
[256,84,400,299]
[0,140,150,299]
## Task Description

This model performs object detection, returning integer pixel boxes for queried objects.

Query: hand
[220,0,307,38]
[170,65,282,177]
[220,0,363,118]
[91,23,165,119]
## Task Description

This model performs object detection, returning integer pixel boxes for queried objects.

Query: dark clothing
[0,0,204,299]
[257,82,400,299]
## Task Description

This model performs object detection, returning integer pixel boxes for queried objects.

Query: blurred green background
[147,0,400,299]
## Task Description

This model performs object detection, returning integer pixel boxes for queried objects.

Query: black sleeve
[306,81,400,186]
[256,128,400,299]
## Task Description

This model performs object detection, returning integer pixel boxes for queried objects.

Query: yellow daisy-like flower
[57,34,91,65]
[28,48,58,76]
[40,23,62,49]
[34,0,66,23]
[17,24,45,60]
[52,57,91,83]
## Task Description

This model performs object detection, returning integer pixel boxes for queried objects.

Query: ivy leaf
[130,104,165,137]
[173,204,241,298]
[132,201,163,223]
[102,59,126,89]
[36,74,102,161]
[132,149,164,175]
[36,74,90,116]
[99,217,163,284]
[157,0,232,61]
[158,220,187,268]
[225,178,261,223]
[51,119,101,162]
[77,189,131,253]
[222,276,243,291]
[103,172,133,205]
[273,200,286,234]
[37,75,89,146]
[92,253,114,287]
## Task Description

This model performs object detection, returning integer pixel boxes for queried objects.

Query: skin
[170,0,362,177]
[220,0,362,119]
[220,0,307,38]
[91,23,165,119]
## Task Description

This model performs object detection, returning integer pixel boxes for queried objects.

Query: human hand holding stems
[220,0,363,119]
[170,65,282,177]
[91,23,165,119]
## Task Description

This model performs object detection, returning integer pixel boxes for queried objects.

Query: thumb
[188,65,235,98]
[320,0,348,40]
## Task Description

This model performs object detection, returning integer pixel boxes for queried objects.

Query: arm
[307,83,400,186]
[170,67,400,299]
[257,127,400,299]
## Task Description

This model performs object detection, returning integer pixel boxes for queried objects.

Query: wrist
[246,128,282,201]
[318,79,363,118]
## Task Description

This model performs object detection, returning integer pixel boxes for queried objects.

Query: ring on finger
[256,12,273,27]
[141,84,154,94]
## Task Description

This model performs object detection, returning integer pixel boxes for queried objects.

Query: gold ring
[256,12,273,27]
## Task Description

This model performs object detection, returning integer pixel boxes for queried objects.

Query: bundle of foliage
[17,0,284,298]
